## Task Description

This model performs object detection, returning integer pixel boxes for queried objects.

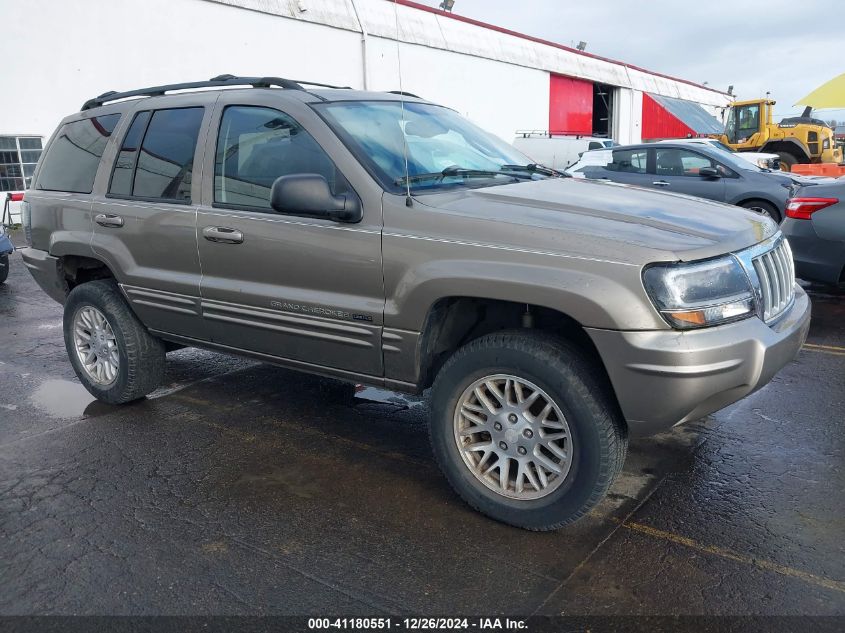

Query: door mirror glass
[270,174,362,223]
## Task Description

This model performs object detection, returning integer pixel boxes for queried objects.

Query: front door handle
[203,226,244,244]
[652,180,670,187]
[95,213,124,227]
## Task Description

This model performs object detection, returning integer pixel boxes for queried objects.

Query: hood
[740,151,779,161]
[416,177,777,265]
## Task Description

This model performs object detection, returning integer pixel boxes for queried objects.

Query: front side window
[737,105,760,138]
[317,101,538,192]
[654,149,733,177]
[35,115,120,193]
[656,149,713,176]
[214,106,344,210]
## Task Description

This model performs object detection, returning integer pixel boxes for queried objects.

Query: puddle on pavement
[30,379,115,419]
[353,385,425,410]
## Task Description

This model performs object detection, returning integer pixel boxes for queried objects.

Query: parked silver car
[20,76,810,530]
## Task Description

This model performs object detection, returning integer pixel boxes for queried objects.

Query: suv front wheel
[63,280,165,404]
[429,331,627,530]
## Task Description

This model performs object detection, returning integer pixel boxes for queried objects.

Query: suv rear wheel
[0,254,8,284]
[429,331,627,530]
[63,280,165,404]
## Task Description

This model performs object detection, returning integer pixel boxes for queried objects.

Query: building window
[0,136,43,192]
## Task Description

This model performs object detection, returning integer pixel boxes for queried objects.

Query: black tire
[739,199,781,223]
[0,254,8,284]
[63,280,165,404]
[429,330,627,531]
[776,152,798,172]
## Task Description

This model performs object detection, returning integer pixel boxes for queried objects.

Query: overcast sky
[416,0,845,123]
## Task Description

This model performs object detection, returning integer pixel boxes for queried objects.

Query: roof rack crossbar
[80,75,350,111]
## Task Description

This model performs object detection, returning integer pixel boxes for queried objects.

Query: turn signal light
[786,197,838,220]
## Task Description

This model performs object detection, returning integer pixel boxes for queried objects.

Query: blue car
[0,223,12,284]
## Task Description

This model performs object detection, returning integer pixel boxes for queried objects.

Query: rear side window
[109,107,203,202]
[109,111,151,197]
[214,105,344,210]
[36,114,121,193]
[605,149,648,174]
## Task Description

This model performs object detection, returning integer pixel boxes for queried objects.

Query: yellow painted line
[802,342,845,357]
[619,520,845,595]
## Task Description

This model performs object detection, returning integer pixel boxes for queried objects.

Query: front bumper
[587,286,811,437]
[20,247,65,304]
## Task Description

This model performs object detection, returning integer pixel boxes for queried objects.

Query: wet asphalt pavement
[0,238,843,618]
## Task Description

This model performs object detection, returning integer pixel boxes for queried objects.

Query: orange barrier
[790,163,845,177]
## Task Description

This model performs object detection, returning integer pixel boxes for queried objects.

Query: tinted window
[605,148,648,173]
[656,148,718,177]
[35,115,120,193]
[214,106,344,209]
[132,108,203,201]
[109,111,151,196]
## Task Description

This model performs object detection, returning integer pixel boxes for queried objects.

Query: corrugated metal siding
[203,0,732,107]
[641,93,695,140]
[647,93,724,135]
[549,75,593,134]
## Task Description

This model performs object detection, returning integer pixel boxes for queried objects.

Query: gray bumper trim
[587,285,811,437]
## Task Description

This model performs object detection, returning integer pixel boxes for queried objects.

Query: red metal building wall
[641,93,695,140]
[549,74,593,134]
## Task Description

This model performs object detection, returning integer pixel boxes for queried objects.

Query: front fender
[384,257,665,332]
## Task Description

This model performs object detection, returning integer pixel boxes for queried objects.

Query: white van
[512,132,616,171]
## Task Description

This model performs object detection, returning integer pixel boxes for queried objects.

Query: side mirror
[699,166,721,179]
[270,174,362,223]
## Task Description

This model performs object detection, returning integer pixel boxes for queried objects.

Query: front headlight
[756,158,770,169]
[643,256,755,329]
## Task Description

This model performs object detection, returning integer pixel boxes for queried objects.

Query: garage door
[549,74,593,135]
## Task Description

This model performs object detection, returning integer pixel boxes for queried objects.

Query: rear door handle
[652,181,670,187]
[95,213,124,227]
[203,226,243,244]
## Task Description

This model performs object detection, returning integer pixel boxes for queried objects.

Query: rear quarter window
[36,114,121,193]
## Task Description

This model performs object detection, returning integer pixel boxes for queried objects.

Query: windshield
[708,140,736,153]
[704,144,766,172]
[317,101,545,192]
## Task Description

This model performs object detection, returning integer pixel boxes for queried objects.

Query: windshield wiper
[500,163,567,178]
[394,166,521,186]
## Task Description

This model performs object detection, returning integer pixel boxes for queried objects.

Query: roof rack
[81,74,353,111]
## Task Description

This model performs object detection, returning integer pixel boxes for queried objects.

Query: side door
[195,93,384,379]
[649,147,727,202]
[90,95,213,338]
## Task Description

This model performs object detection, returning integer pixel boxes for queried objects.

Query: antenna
[393,0,413,208]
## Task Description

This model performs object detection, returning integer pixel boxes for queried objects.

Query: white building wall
[0,0,731,143]
[366,38,549,141]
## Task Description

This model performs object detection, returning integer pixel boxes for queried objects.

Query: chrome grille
[752,238,795,322]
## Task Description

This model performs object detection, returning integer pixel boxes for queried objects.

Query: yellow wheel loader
[717,99,842,170]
